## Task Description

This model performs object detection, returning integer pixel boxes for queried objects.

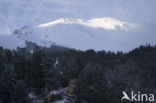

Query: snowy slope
[0,18,138,51]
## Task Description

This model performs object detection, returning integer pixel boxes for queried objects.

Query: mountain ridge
[37,17,137,31]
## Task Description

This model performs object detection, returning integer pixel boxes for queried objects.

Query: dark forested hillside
[0,43,156,103]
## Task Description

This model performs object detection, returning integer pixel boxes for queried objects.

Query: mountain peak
[37,18,77,27]
[37,17,137,31]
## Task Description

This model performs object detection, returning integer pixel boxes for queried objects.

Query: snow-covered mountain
[37,18,136,31]
[0,17,138,51]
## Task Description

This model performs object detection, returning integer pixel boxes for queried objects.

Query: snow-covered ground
[28,87,78,103]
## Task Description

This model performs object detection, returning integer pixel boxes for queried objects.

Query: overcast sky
[0,0,155,32]
[0,0,156,51]
[0,0,156,45]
